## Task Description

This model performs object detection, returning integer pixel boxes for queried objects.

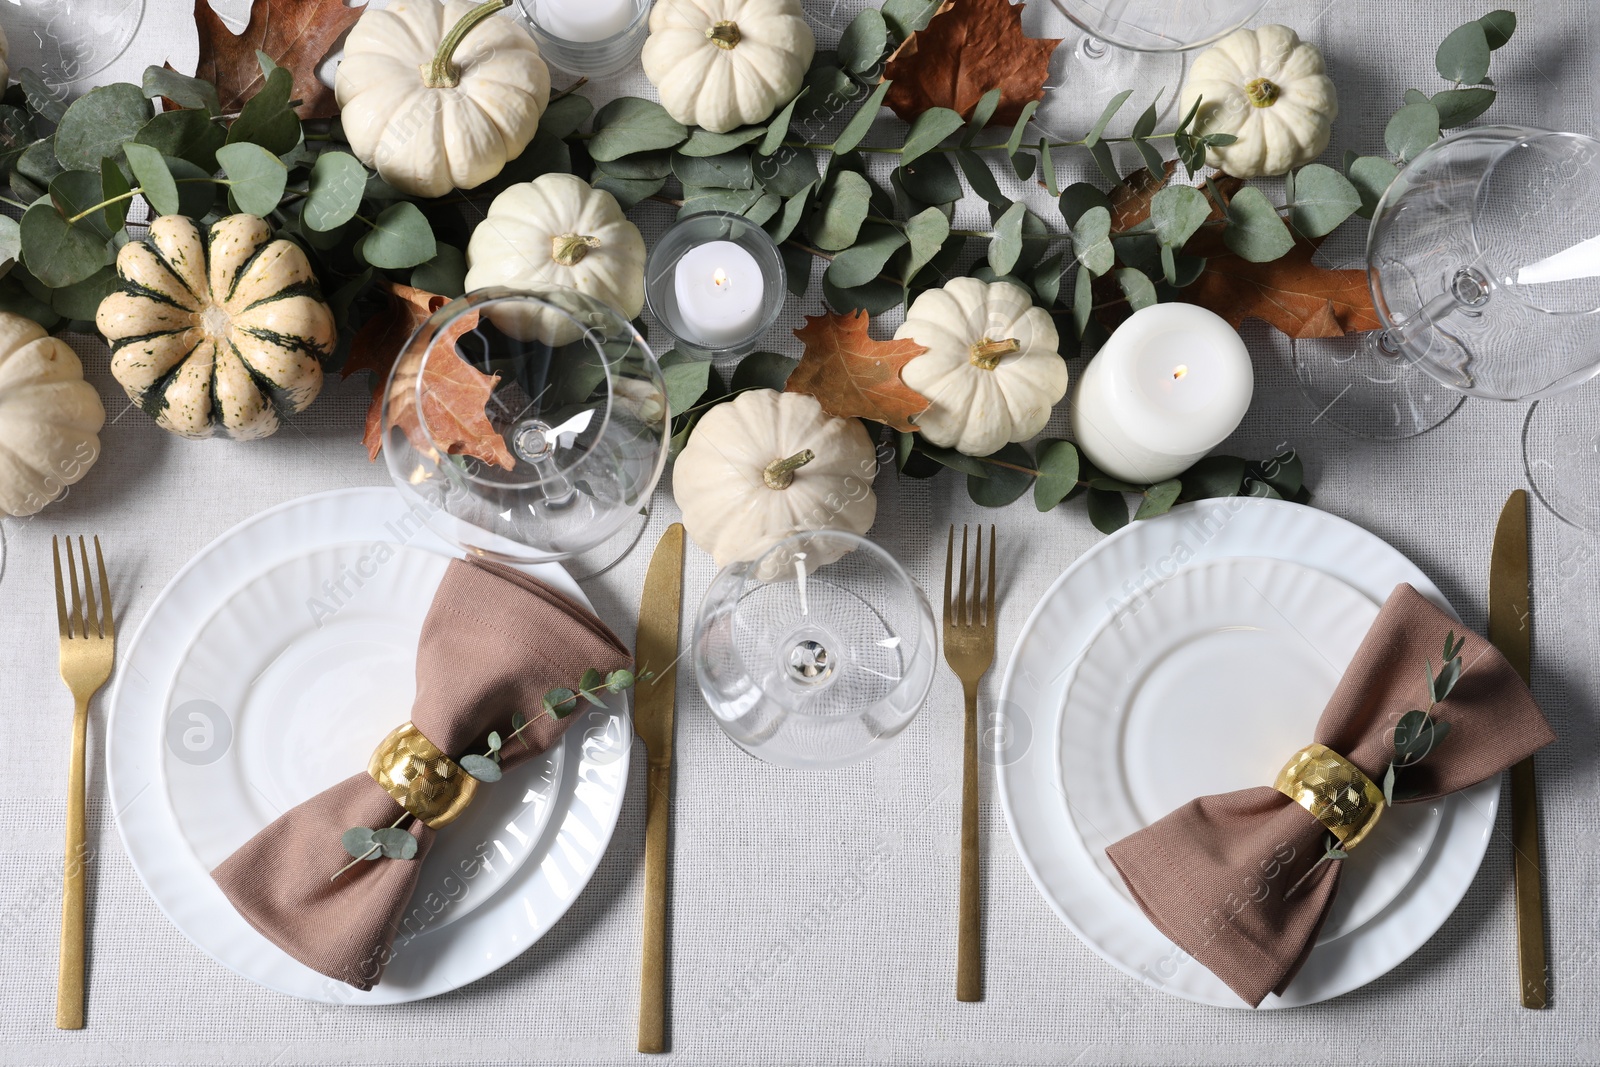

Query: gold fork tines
[943,524,996,1003]
[52,535,114,1030]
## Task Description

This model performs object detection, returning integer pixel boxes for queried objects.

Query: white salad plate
[108,487,633,1004]
[997,498,1497,1008]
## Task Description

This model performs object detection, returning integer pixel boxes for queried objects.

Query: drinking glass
[1523,381,1600,530]
[1294,127,1600,440]
[1021,0,1268,138]
[381,287,669,576]
[6,0,145,85]
[693,532,937,770]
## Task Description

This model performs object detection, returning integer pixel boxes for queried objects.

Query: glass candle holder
[644,211,787,358]
[519,0,649,77]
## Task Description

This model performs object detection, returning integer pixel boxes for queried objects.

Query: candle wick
[713,267,729,290]
[1172,364,1189,380]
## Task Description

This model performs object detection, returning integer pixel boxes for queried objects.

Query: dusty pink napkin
[211,558,630,990]
[1105,583,1554,1007]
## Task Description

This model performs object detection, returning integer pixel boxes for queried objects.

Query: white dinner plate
[108,487,633,1004]
[1057,557,1441,946]
[997,498,1497,1009]
[164,543,565,931]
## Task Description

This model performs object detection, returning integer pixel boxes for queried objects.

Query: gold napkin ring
[367,722,478,829]
[1274,743,1385,849]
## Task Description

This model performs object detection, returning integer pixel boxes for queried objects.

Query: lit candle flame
[713,267,729,290]
[1171,364,1189,380]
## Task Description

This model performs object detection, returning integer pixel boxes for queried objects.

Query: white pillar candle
[672,240,766,349]
[533,0,637,42]
[1070,303,1254,483]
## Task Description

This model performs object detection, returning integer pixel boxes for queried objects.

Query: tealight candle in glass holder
[518,0,649,76]
[645,211,787,358]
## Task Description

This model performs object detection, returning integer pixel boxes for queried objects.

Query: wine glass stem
[1378,281,1479,359]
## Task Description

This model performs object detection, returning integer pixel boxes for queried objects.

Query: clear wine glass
[693,532,937,770]
[381,287,669,577]
[6,0,145,85]
[1294,127,1600,440]
[1523,381,1600,531]
[1021,0,1268,139]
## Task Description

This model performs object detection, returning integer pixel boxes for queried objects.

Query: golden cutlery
[634,523,685,1052]
[1489,489,1548,1008]
[52,535,114,1030]
[944,524,995,1003]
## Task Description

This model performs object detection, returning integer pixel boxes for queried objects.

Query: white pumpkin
[0,312,104,517]
[894,278,1068,457]
[96,214,336,440]
[672,389,877,569]
[335,0,551,198]
[641,0,814,134]
[464,173,646,344]
[1179,25,1337,179]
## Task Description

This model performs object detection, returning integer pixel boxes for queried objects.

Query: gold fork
[944,524,995,1003]
[52,535,113,1030]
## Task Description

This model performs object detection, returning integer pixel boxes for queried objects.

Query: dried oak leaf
[343,280,514,470]
[787,311,929,432]
[189,0,363,119]
[882,0,1061,126]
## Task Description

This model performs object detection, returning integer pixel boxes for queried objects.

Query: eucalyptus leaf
[964,89,1002,142]
[677,124,768,157]
[882,0,944,38]
[673,150,755,190]
[838,8,889,74]
[832,80,892,156]
[97,157,130,233]
[1086,487,1130,534]
[755,148,818,197]
[678,186,765,218]
[1223,186,1294,262]
[1033,439,1080,511]
[1085,89,1133,147]
[411,243,468,298]
[1115,267,1157,310]
[1385,101,1441,162]
[593,174,666,209]
[22,198,112,288]
[902,107,965,165]
[372,827,419,860]
[539,92,593,140]
[1346,155,1399,218]
[14,139,63,206]
[1288,163,1361,238]
[663,358,713,415]
[341,827,377,859]
[54,83,152,170]
[1431,87,1496,128]
[903,206,950,282]
[766,182,814,242]
[759,91,806,156]
[1059,182,1112,227]
[1479,9,1516,49]
[956,147,1008,209]
[50,266,119,321]
[1436,21,1491,85]
[1088,139,1119,184]
[1134,479,1182,519]
[225,65,300,155]
[302,151,366,232]
[135,108,225,171]
[822,273,902,315]
[18,70,67,124]
[460,753,503,782]
[216,142,288,216]
[1177,454,1246,501]
[896,153,962,206]
[828,223,907,288]
[1149,184,1209,248]
[358,201,437,269]
[1004,102,1040,159]
[807,170,872,251]
[119,142,176,216]
[967,444,1034,507]
[988,201,1027,277]
[595,150,673,180]
[589,97,689,161]
[1071,263,1093,337]
[165,156,217,218]
[730,351,797,390]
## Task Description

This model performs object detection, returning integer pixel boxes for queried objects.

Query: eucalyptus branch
[1381,631,1463,804]
[331,811,412,880]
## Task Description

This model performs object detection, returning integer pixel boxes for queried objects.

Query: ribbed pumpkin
[96,214,336,440]
[0,312,104,517]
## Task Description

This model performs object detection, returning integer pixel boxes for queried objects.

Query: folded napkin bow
[1106,583,1554,1007]
[212,558,631,990]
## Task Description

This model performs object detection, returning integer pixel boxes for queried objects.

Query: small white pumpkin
[673,389,877,569]
[0,312,104,517]
[335,0,551,198]
[641,0,814,134]
[1178,25,1337,179]
[96,214,336,440]
[464,173,646,344]
[894,278,1068,457]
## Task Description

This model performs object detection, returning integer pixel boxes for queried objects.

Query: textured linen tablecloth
[2,0,1599,1063]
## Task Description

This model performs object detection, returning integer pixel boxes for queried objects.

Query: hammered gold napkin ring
[1274,743,1385,849]
[367,722,478,829]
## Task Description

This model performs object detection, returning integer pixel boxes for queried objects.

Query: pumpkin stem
[969,337,1021,370]
[705,20,742,49]
[1245,77,1280,108]
[763,449,815,490]
[420,0,511,89]
[551,232,603,266]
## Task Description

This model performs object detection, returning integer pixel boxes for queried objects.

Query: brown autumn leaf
[189,0,364,119]
[882,0,1061,126]
[1094,168,1379,339]
[787,311,930,432]
[343,280,514,470]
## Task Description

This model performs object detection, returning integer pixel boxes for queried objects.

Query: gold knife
[1489,489,1548,1009]
[634,523,685,1052]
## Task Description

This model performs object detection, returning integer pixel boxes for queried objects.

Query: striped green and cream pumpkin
[95,214,336,440]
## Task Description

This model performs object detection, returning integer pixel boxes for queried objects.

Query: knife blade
[634,523,685,1052]
[1489,489,1548,1009]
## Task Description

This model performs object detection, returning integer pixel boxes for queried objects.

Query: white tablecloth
[3,0,1599,1062]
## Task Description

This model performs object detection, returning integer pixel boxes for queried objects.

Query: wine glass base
[563,505,652,582]
[1292,332,1467,441]
[1523,387,1600,530]
[1017,8,1185,141]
